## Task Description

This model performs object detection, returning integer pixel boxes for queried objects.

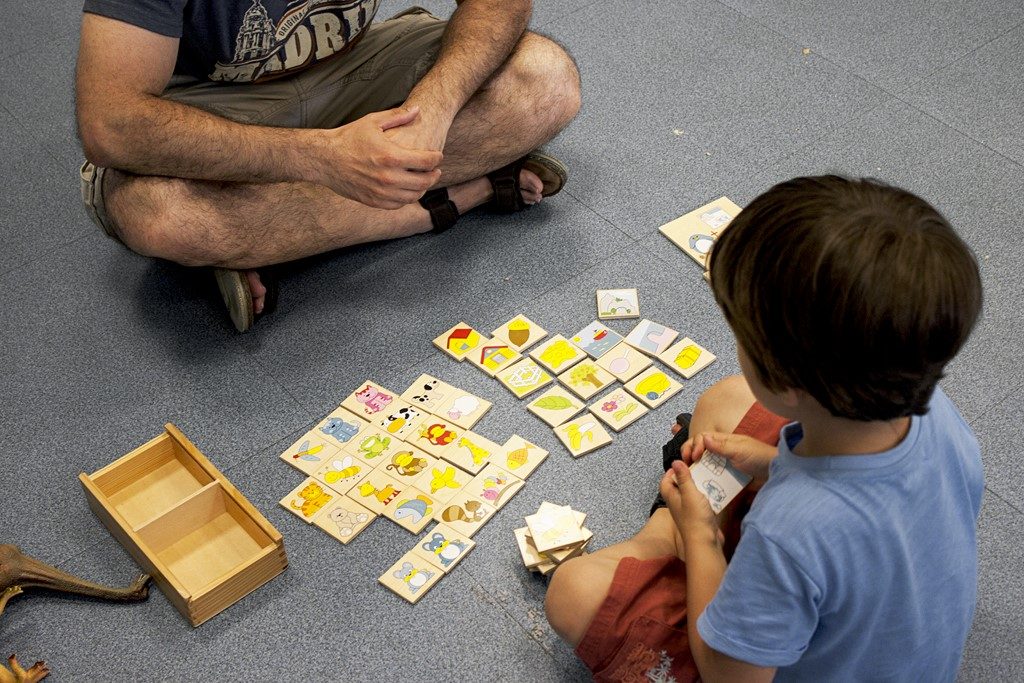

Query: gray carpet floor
[2,0,1022,680]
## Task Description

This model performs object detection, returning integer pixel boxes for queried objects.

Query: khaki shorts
[81,6,446,241]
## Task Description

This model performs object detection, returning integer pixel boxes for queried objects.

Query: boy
[545,175,984,681]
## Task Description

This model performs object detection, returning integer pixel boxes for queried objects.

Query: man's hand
[310,106,444,209]
[683,432,777,482]
[384,106,451,157]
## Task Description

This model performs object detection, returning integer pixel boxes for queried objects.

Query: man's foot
[245,270,267,315]
[214,268,276,333]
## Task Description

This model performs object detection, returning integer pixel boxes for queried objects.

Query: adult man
[77,0,581,331]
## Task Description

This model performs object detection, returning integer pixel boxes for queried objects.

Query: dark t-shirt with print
[82,0,381,83]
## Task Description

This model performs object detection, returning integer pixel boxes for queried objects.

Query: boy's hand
[660,461,719,542]
[684,432,777,482]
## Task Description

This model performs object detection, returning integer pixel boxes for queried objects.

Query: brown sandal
[214,268,278,333]
[487,150,568,213]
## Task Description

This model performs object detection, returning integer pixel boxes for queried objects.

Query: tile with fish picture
[376,444,438,482]
[431,491,496,538]
[434,389,493,430]
[379,551,445,604]
[624,319,680,357]
[373,401,427,441]
[315,407,370,449]
[433,322,484,361]
[558,360,616,401]
[412,523,476,573]
[439,431,502,475]
[466,338,522,377]
[311,496,376,545]
[465,463,524,510]
[345,469,406,515]
[499,435,549,479]
[492,314,548,352]
[553,417,613,457]
[526,385,585,428]
[280,477,336,523]
[312,454,370,495]
[496,358,555,399]
[596,288,640,320]
[400,373,457,413]
[339,380,401,420]
[383,487,437,534]
[624,366,684,408]
[279,431,343,476]
[595,342,653,382]
[589,387,650,432]
[409,418,463,458]
[342,427,404,466]
[529,334,587,374]
[570,320,625,359]
[658,337,717,379]
[411,462,473,504]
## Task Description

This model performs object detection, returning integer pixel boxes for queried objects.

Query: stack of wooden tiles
[515,502,593,576]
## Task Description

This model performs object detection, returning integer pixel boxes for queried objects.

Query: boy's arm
[660,463,777,682]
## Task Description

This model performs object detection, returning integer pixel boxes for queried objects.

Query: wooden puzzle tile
[690,452,752,514]
[279,431,343,476]
[596,288,640,320]
[411,462,473,504]
[525,504,586,553]
[526,385,586,428]
[340,380,402,421]
[371,401,428,441]
[557,361,616,401]
[514,527,547,569]
[408,419,463,458]
[315,408,371,449]
[589,387,651,432]
[383,487,438,534]
[544,533,592,563]
[465,463,524,510]
[595,342,653,382]
[433,322,484,361]
[499,435,549,479]
[492,315,548,353]
[379,550,445,604]
[658,337,717,379]
[311,496,376,544]
[280,477,336,523]
[553,417,613,457]
[432,490,496,538]
[342,427,404,466]
[529,334,587,374]
[400,373,458,414]
[537,501,587,527]
[570,320,626,359]
[624,319,680,357]
[624,366,685,409]
[658,197,742,271]
[439,431,502,475]
[345,469,407,515]
[496,358,555,399]
[466,337,522,377]
[375,444,438,482]
[434,390,493,430]
[312,454,371,495]
[412,523,476,573]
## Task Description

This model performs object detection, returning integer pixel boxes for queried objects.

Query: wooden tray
[80,424,287,626]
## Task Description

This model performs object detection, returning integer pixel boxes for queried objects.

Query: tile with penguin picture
[383,487,438,534]
[570,320,625,359]
[434,390,493,430]
[658,197,743,271]
[439,431,503,475]
[311,496,376,545]
[432,490,496,538]
[279,431,343,476]
[589,387,651,432]
[529,334,587,374]
[491,314,548,353]
[465,463,525,510]
[558,360,616,401]
[624,366,684,408]
[340,380,401,420]
[525,384,586,428]
[280,477,336,523]
[466,338,522,377]
[315,408,371,449]
[658,337,717,379]
[345,469,406,515]
[596,342,653,382]
[433,322,484,361]
[412,523,476,573]
[411,462,473,504]
[400,373,457,413]
[499,435,549,479]
[379,550,445,604]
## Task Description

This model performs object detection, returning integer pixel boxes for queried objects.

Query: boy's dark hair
[709,175,982,421]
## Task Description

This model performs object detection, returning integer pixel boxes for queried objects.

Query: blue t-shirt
[697,387,983,681]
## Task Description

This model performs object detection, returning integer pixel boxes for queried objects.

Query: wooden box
[79,424,287,626]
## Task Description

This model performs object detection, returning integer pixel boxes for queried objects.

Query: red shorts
[574,402,789,682]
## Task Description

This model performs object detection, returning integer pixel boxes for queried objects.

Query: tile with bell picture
[340,380,402,421]
[412,461,473,504]
[529,334,587,374]
[570,320,625,359]
[383,487,438,534]
[433,322,484,361]
[412,523,477,573]
[589,387,650,432]
[400,373,458,414]
[553,417,613,457]
[624,366,684,408]
[465,463,524,510]
[496,358,555,399]
[498,435,549,479]
[432,490,496,538]
[434,389,493,430]
[279,431,343,476]
[658,337,717,379]
[439,431,502,475]
[558,360,616,401]
[624,319,680,357]
[379,551,445,604]
[466,338,522,377]
[595,342,653,382]
[311,496,376,545]
[526,385,586,428]
[492,314,548,352]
